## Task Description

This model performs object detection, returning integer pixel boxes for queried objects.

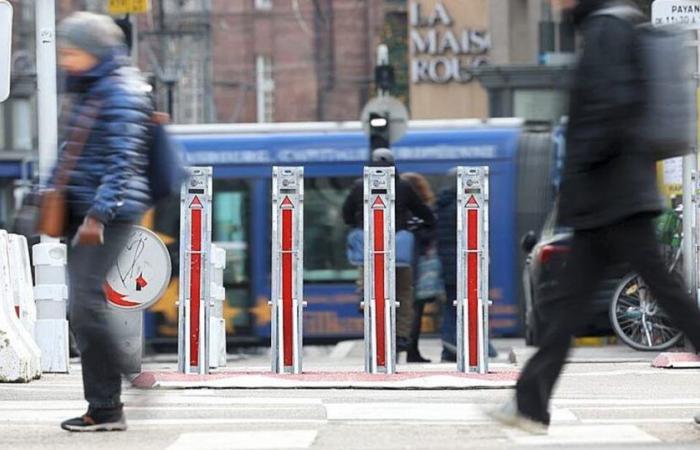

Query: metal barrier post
[270,167,305,374]
[363,166,397,374]
[456,166,490,374]
[178,167,213,374]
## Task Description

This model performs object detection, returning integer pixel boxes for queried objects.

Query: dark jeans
[516,214,700,425]
[68,223,132,409]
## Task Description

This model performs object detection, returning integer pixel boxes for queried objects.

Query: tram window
[304,177,358,282]
[213,181,249,285]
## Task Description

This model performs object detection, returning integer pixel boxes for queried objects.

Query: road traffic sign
[0,1,12,103]
[108,0,150,15]
[652,0,700,28]
[104,226,172,311]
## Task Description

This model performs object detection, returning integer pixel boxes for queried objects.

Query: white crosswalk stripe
[2,380,697,448]
[167,431,318,450]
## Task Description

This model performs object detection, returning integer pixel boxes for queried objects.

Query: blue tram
[144,119,555,344]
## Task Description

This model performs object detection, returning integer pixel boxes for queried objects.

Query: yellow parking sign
[108,0,150,14]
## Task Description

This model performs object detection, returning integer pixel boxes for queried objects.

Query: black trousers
[68,223,132,409]
[517,214,700,424]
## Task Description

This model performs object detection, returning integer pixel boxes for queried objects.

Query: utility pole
[35,0,57,184]
[34,0,70,374]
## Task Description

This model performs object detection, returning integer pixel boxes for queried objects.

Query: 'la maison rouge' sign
[410,1,490,84]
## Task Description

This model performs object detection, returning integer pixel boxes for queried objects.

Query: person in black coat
[490,0,700,434]
[342,149,435,352]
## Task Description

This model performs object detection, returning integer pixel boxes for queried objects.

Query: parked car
[521,211,625,346]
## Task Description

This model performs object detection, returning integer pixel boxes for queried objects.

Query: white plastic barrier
[209,244,227,369]
[33,238,70,373]
[0,231,40,381]
[10,235,37,337]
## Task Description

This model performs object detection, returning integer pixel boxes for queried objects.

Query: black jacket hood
[572,0,636,26]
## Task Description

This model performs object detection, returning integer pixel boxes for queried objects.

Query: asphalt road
[2,339,700,449]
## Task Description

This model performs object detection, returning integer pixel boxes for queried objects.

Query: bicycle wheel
[610,273,683,351]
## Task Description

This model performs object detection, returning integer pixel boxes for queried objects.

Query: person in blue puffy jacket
[54,12,153,433]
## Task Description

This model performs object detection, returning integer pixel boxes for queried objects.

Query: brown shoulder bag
[39,101,101,238]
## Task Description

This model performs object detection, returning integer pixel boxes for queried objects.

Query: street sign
[652,0,700,28]
[456,167,490,374]
[270,167,305,374]
[361,96,409,145]
[363,167,397,374]
[108,0,150,15]
[0,1,13,103]
[104,226,172,311]
[178,167,213,375]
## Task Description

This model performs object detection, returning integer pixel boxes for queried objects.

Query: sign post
[652,0,700,305]
[0,0,12,103]
[270,167,305,374]
[456,167,490,374]
[178,167,213,375]
[363,167,397,374]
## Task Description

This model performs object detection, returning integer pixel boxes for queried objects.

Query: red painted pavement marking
[467,209,479,368]
[130,370,520,388]
[373,206,386,368]
[281,207,294,367]
[189,204,203,368]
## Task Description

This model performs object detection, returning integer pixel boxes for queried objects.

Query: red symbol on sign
[136,273,148,291]
[372,196,386,208]
[103,283,140,308]
[466,195,479,207]
[190,196,203,208]
[280,196,294,208]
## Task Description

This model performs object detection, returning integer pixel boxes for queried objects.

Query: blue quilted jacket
[53,49,153,225]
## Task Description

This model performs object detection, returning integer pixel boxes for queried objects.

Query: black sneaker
[61,406,127,432]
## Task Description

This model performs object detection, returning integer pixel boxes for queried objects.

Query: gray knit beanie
[58,12,125,59]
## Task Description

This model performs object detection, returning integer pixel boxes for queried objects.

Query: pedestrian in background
[401,172,439,363]
[342,150,435,353]
[490,0,700,434]
[53,12,154,432]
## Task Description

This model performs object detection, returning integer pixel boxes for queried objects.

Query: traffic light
[369,112,390,152]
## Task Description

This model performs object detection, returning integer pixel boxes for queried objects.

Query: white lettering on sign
[410,1,491,84]
[652,0,700,29]
[182,145,499,165]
